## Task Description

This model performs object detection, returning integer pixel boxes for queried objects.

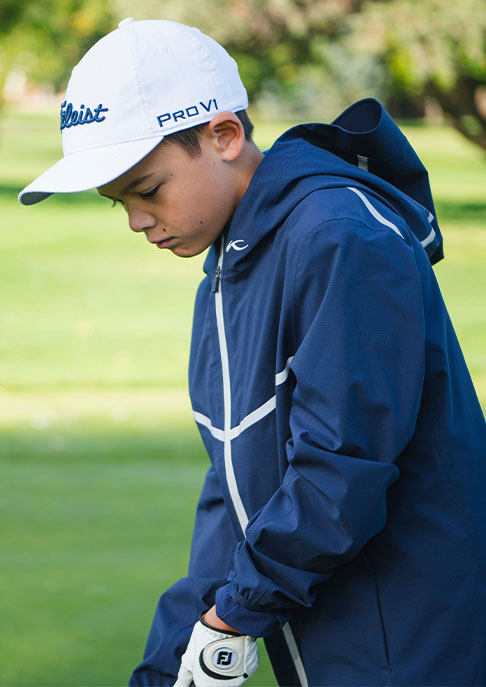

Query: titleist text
[60,101,109,131]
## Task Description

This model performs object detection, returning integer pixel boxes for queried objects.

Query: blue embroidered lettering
[77,104,91,125]
[60,101,108,131]
[200,99,218,113]
[60,101,73,129]
[157,113,171,128]
[60,101,68,130]
[83,107,95,124]
[93,103,108,123]
[156,98,218,128]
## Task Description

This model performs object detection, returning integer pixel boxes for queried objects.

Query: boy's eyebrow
[122,172,156,194]
[97,172,157,200]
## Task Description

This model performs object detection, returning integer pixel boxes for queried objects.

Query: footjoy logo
[212,647,237,669]
[226,239,249,252]
[157,98,218,128]
[60,101,109,131]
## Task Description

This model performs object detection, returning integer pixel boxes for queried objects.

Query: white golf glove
[174,618,259,687]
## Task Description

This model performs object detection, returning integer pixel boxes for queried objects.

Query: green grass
[1,108,485,686]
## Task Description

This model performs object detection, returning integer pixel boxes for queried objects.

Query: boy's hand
[174,618,259,687]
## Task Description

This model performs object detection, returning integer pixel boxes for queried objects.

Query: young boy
[19,18,486,687]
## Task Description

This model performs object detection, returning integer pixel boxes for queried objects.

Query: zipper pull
[212,265,221,293]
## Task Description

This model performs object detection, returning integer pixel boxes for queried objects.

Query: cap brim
[18,136,165,206]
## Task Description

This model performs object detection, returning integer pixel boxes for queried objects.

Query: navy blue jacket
[131,99,486,686]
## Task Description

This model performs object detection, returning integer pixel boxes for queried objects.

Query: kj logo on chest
[60,101,109,131]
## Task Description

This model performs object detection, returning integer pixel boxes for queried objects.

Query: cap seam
[126,22,153,137]
[180,26,225,99]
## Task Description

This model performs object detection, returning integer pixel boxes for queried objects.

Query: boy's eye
[140,185,160,200]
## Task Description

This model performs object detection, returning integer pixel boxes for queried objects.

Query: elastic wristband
[199,612,244,637]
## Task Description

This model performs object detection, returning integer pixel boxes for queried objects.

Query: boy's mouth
[151,237,174,249]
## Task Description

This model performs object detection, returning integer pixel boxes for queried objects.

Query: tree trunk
[426,78,486,152]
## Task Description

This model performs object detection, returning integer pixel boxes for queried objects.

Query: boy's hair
[165,110,254,158]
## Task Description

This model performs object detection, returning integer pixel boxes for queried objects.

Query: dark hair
[164,110,254,158]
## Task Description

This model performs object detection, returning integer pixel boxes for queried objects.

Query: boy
[19,18,486,687]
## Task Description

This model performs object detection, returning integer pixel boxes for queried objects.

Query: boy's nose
[127,207,156,233]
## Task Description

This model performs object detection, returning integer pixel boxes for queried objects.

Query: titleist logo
[60,101,109,131]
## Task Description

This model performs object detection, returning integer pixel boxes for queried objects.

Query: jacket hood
[212,98,443,277]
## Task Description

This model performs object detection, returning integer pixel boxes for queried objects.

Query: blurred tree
[351,0,486,150]
[0,0,116,107]
[1,0,485,149]
[0,0,30,35]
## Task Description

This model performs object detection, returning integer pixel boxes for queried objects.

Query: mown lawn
[1,108,485,686]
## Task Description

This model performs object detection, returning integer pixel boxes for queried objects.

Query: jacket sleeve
[130,466,236,685]
[215,217,426,637]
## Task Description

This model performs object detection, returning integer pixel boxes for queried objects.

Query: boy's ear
[207,112,245,161]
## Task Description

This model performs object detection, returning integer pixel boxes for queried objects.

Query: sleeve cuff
[215,583,291,637]
[129,668,175,686]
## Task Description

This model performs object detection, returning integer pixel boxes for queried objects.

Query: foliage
[351,0,486,149]
[0,0,28,36]
[0,0,485,149]
[0,0,116,99]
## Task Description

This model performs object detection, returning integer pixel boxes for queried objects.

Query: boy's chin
[170,244,209,258]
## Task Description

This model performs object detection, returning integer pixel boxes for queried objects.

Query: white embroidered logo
[226,239,249,252]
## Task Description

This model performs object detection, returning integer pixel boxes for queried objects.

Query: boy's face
[97,117,252,258]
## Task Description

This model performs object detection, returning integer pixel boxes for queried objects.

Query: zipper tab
[212,265,221,293]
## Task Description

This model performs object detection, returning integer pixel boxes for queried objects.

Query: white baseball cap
[19,17,248,205]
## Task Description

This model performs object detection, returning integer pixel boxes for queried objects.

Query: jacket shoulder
[282,185,411,252]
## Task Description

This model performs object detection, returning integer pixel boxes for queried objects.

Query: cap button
[118,17,134,28]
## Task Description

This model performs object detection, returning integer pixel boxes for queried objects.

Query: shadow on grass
[0,421,279,687]
[0,425,207,467]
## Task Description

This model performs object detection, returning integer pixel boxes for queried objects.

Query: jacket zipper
[212,241,308,687]
[212,265,221,293]
[213,241,249,532]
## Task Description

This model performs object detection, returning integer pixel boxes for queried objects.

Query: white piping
[275,356,294,386]
[282,623,309,686]
[193,357,295,442]
[347,186,404,239]
[420,226,436,249]
[192,411,225,441]
[214,240,249,531]
[230,396,276,440]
